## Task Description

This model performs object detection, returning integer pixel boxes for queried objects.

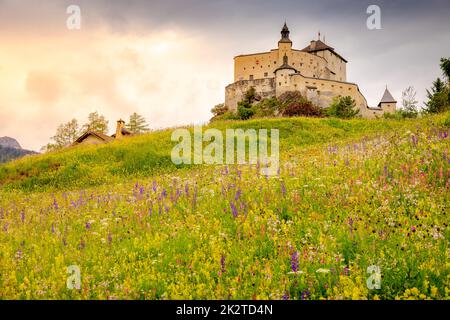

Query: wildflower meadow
[0,114,449,300]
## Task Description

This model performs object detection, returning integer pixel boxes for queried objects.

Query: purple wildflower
[53,197,59,210]
[301,290,310,300]
[235,189,241,201]
[281,181,287,197]
[185,183,189,196]
[20,210,25,222]
[85,222,91,230]
[291,251,299,273]
[230,202,238,218]
[162,189,167,198]
[152,181,157,192]
[220,254,226,274]
[282,292,290,300]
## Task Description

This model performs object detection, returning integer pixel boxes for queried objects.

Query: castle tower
[378,87,397,114]
[274,54,297,96]
[278,23,292,63]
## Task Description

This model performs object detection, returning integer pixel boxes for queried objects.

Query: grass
[0,113,448,300]
[0,116,438,192]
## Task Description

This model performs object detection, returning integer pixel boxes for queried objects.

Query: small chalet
[72,119,133,146]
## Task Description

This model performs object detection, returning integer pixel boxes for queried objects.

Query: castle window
[264,72,268,77]
[279,82,281,86]
[249,75,254,80]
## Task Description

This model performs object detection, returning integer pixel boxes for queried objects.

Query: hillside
[0,114,448,300]
[1,115,446,192]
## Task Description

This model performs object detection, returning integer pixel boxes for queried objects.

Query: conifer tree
[126,113,150,134]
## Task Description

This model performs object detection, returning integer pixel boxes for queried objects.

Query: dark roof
[274,63,297,73]
[73,131,114,145]
[111,128,133,138]
[274,54,298,73]
[378,88,397,107]
[301,40,348,63]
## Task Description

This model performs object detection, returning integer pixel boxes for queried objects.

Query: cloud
[0,0,449,151]
[25,70,64,105]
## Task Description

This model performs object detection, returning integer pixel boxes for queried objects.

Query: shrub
[327,96,359,119]
[279,91,323,117]
[237,102,255,120]
[253,97,279,118]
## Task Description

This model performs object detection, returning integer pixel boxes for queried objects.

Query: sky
[0,0,449,151]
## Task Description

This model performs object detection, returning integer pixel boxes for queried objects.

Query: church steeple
[279,22,292,44]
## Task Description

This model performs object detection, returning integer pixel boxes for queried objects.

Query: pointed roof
[73,131,114,145]
[301,39,348,63]
[378,87,397,107]
[279,22,292,44]
[274,54,297,73]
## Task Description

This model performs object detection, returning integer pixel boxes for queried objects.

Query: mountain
[0,136,22,149]
[0,136,37,164]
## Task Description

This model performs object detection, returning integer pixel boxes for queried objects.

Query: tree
[126,113,150,134]
[42,118,80,152]
[426,90,449,114]
[253,97,279,118]
[327,96,359,119]
[426,78,445,101]
[440,58,450,83]
[82,111,109,134]
[401,86,419,118]
[211,104,228,118]
[425,78,449,114]
[237,87,257,120]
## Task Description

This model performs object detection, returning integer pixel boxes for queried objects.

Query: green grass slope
[1,115,447,192]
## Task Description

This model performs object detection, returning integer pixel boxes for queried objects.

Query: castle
[225,23,397,118]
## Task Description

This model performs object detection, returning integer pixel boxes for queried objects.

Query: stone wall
[225,78,275,111]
